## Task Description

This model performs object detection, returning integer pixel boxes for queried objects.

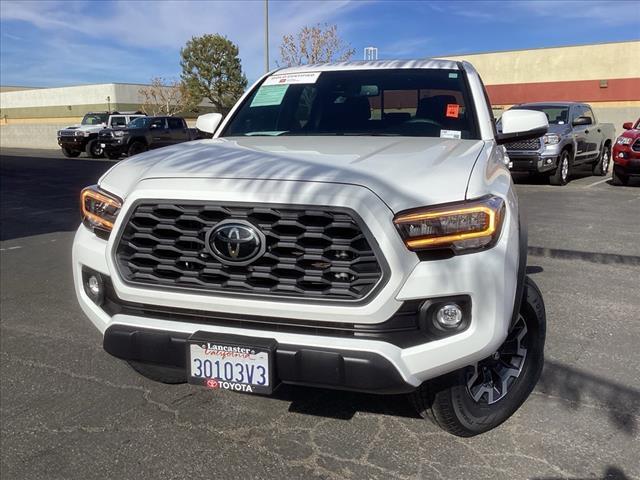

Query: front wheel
[549,150,570,185]
[61,147,81,158]
[127,141,147,157]
[612,167,629,186]
[85,139,104,158]
[410,277,546,437]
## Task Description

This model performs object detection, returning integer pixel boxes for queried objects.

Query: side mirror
[572,116,592,127]
[495,109,548,145]
[622,122,633,130]
[196,113,223,135]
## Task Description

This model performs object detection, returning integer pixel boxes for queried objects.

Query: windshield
[128,117,152,128]
[81,113,109,125]
[222,69,479,139]
[511,105,570,125]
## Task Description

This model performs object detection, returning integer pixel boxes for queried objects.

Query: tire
[612,167,629,186]
[592,144,610,176]
[85,139,104,158]
[127,141,147,157]
[127,360,187,384]
[410,276,546,437]
[61,147,81,158]
[549,150,570,185]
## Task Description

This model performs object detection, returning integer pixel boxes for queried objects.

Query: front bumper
[507,151,558,173]
[613,144,640,175]
[58,136,89,150]
[99,137,127,155]
[72,178,520,392]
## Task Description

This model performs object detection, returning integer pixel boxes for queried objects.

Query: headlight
[543,134,560,145]
[81,185,122,236]
[74,130,87,137]
[393,196,505,253]
[113,130,127,137]
[616,137,633,145]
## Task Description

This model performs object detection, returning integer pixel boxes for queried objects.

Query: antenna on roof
[364,47,378,61]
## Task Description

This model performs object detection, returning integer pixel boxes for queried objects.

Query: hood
[547,123,571,135]
[619,128,640,140]
[100,136,484,212]
[62,124,103,132]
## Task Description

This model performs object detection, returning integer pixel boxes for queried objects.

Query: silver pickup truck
[502,102,615,185]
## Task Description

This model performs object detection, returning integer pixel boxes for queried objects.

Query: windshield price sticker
[446,104,460,118]
[440,129,462,139]
[251,84,289,107]
[263,71,321,86]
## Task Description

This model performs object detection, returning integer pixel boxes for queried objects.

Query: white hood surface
[100,136,484,213]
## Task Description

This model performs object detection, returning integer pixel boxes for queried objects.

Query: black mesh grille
[115,203,385,301]
[506,138,541,150]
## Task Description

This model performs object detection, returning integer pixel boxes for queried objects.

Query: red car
[612,118,640,185]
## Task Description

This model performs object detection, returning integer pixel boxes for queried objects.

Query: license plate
[188,332,276,394]
[100,143,106,148]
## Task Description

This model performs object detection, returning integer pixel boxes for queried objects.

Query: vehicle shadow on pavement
[270,359,640,437]
[271,384,418,420]
[536,359,640,436]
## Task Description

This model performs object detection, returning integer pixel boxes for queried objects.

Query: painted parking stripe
[584,177,610,188]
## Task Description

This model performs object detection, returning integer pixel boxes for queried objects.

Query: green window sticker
[250,84,289,107]
[448,72,458,79]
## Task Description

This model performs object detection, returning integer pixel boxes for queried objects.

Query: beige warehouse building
[439,40,640,129]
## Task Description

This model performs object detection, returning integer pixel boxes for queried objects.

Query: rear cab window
[221,69,479,140]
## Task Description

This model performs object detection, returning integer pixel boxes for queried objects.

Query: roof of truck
[514,102,587,107]
[273,58,460,75]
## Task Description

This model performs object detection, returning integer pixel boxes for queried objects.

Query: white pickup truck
[73,60,549,436]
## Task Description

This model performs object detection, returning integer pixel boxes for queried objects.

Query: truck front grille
[506,138,541,150]
[114,202,386,302]
[60,130,76,137]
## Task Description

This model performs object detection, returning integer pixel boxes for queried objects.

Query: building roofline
[435,39,639,58]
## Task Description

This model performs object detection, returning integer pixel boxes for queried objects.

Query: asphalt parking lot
[1,148,639,480]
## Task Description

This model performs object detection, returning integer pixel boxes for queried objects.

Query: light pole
[264,0,269,73]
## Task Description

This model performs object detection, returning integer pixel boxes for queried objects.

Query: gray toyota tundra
[502,102,615,185]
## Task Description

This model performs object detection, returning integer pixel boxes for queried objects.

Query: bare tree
[138,78,195,116]
[279,24,355,67]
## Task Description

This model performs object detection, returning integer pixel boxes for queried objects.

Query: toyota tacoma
[98,116,201,159]
[73,60,548,436]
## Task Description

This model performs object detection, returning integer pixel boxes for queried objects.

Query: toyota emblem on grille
[205,220,266,266]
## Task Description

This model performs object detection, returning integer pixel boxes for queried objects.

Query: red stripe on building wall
[485,78,640,105]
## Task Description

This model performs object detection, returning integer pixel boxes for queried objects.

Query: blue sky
[1,0,639,87]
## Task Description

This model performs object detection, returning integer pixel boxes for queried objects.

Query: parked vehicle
[98,116,200,159]
[612,118,640,186]
[57,111,145,158]
[73,60,549,436]
[502,102,615,185]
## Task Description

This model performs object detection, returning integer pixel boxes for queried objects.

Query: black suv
[98,116,199,159]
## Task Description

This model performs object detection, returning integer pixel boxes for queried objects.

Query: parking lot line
[584,177,610,188]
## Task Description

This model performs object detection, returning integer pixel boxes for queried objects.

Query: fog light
[83,270,104,305]
[545,158,552,165]
[435,303,463,328]
[88,276,101,296]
